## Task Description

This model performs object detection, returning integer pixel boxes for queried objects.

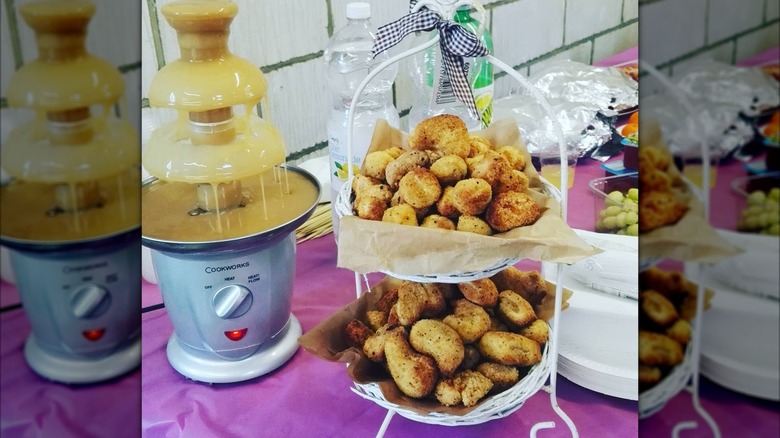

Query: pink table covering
[593,46,638,68]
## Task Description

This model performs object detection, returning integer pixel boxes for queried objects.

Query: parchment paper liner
[298,274,573,417]
[638,145,742,263]
[337,119,600,275]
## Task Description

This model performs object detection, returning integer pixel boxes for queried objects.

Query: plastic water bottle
[409,5,493,131]
[324,2,400,240]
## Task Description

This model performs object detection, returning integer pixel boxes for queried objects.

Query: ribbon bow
[372,0,489,119]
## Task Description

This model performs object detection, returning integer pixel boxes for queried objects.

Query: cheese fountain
[0,0,141,383]
[142,0,320,383]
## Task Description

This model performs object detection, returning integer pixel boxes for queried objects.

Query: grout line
[0,97,7,108]
[147,0,166,69]
[326,0,334,37]
[4,0,24,69]
[704,0,710,44]
[286,141,328,162]
[621,0,624,22]
[563,0,567,46]
[118,60,142,74]
[261,51,324,74]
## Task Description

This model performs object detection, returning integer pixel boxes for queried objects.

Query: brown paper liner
[336,119,600,275]
[298,273,573,417]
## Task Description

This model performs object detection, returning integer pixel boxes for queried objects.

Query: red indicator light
[224,328,248,341]
[83,328,105,341]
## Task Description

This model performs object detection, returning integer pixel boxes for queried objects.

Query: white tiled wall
[139,0,638,164]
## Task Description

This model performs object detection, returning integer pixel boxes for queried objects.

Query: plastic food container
[731,170,780,234]
[589,172,639,235]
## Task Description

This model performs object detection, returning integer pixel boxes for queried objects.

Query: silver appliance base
[24,334,141,384]
[166,314,302,384]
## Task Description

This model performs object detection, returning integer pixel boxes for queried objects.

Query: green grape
[604,205,623,217]
[769,187,780,202]
[627,223,639,236]
[765,199,779,212]
[622,198,636,206]
[627,188,639,202]
[625,211,638,226]
[602,216,619,229]
[616,229,626,235]
[748,190,766,206]
[768,223,780,235]
[616,212,627,228]
[607,191,624,203]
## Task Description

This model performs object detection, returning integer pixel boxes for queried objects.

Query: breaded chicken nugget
[476,362,520,391]
[485,191,540,232]
[460,345,481,370]
[639,364,662,387]
[497,290,537,329]
[639,145,671,171]
[386,146,404,159]
[382,204,419,226]
[458,278,499,307]
[443,299,492,344]
[665,319,692,345]
[491,267,548,306]
[639,167,672,192]
[640,290,679,327]
[365,310,387,331]
[398,168,442,209]
[471,151,512,192]
[345,319,374,349]
[437,186,461,219]
[465,154,484,175]
[385,150,430,188]
[452,178,493,215]
[497,145,527,171]
[478,331,542,367]
[363,325,403,362]
[518,319,549,345]
[410,319,465,376]
[469,135,492,157]
[435,370,493,407]
[408,114,471,158]
[363,150,395,181]
[420,214,456,230]
[351,174,381,198]
[354,183,392,220]
[376,287,399,316]
[639,331,684,366]
[395,282,446,326]
[384,330,439,398]
[495,169,530,194]
[456,215,493,235]
[639,190,688,232]
[430,154,468,186]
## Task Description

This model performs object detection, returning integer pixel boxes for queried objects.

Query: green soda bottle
[453,6,493,129]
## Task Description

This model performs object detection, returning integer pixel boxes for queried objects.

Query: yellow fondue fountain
[0,0,141,383]
[141,0,320,383]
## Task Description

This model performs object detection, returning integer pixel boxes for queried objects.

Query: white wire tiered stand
[637,61,721,438]
[335,1,580,436]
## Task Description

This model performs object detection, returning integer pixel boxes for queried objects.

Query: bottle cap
[346,2,370,19]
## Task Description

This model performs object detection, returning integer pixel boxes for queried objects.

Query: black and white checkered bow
[372,0,489,119]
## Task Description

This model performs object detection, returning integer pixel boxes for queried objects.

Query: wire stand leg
[375,410,395,438]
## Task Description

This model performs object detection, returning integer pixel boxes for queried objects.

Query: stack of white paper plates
[685,230,779,401]
[543,259,638,400]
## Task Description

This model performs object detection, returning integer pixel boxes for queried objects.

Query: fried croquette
[363,325,403,363]
[495,169,530,194]
[665,318,692,345]
[456,215,493,235]
[363,150,395,180]
[365,310,387,331]
[345,319,374,349]
[354,183,392,220]
[497,145,526,171]
[640,290,679,327]
[384,330,439,398]
[409,319,465,376]
[639,145,671,171]
[382,204,419,226]
[408,114,471,158]
[430,154,468,186]
[386,146,404,159]
[465,154,484,175]
[436,186,461,219]
[469,135,492,157]
[497,289,537,329]
[375,287,399,316]
[639,167,672,192]
[491,267,548,306]
[395,282,446,326]
[452,178,493,215]
[639,364,662,387]
[435,370,493,407]
[470,151,512,192]
[420,214,456,230]
[351,174,381,197]
[398,168,442,209]
[478,331,542,367]
[638,190,687,232]
[518,319,549,345]
[639,331,684,366]
[458,278,499,307]
[385,150,430,188]
[442,299,492,344]
[485,191,540,232]
[476,362,520,391]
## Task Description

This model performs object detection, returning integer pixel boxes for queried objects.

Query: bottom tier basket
[638,341,695,419]
[349,331,552,426]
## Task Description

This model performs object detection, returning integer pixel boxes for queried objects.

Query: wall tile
[527,42,593,76]
[141,0,159,99]
[768,0,780,21]
[565,0,623,44]
[493,0,566,67]
[735,22,780,61]
[639,0,707,66]
[668,41,734,75]
[121,69,141,135]
[624,0,639,21]
[708,0,764,43]
[593,22,638,62]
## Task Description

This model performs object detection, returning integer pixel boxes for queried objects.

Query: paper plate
[542,262,638,400]
[685,261,780,401]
